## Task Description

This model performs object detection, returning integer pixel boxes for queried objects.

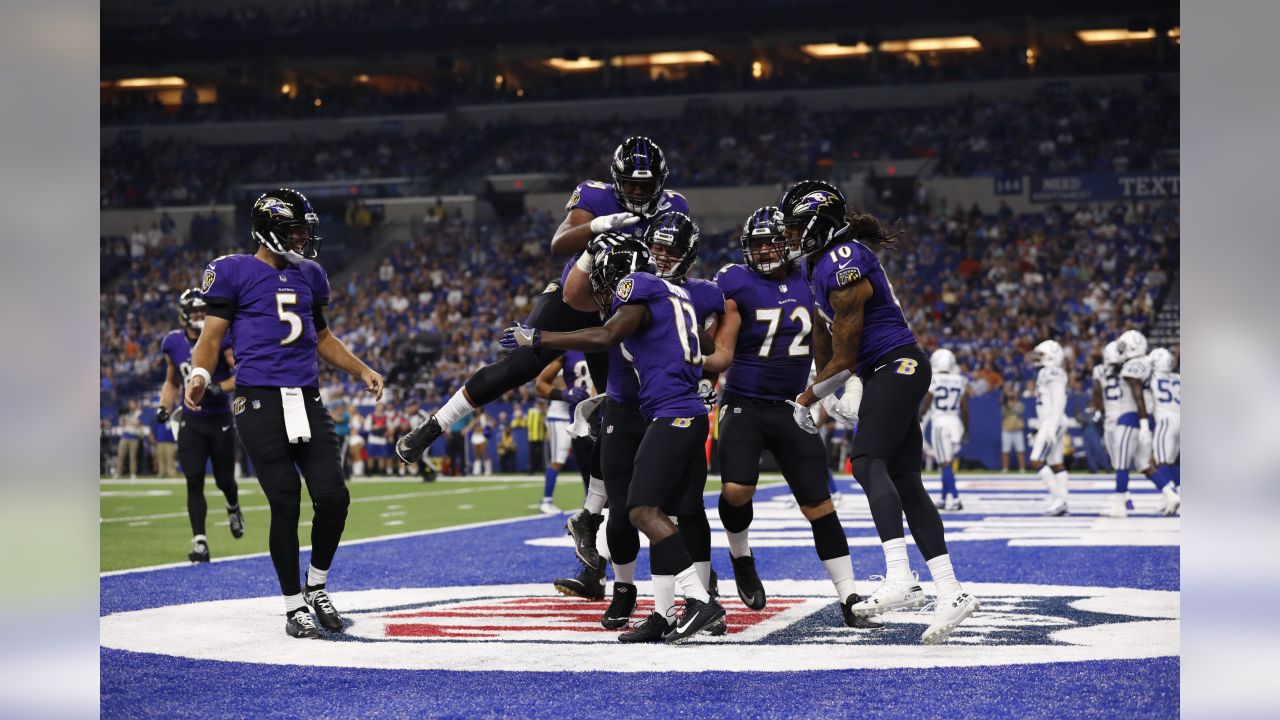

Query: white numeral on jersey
[571,360,592,390]
[276,292,303,346]
[755,308,782,358]
[756,307,812,358]
[787,306,812,356]
[178,361,193,385]
[668,297,704,366]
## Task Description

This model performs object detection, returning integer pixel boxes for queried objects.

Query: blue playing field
[100,475,1179,718]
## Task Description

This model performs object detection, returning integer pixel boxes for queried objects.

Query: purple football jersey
[200,254,330,388]
[557,180,691,285]
[607,277,723,406]
[561,350,593,392]
[806,240,916,378]
[609,273,708,420]
[160,329,234,416]
[715,263,814,401]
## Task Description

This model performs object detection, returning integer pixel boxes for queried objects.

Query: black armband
[313,304,327,332]
[204,296,235,320]
[548,388,564,402]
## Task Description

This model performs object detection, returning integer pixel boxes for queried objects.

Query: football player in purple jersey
[185,188,385,640]
[782,180,979,644]
[557,215,724,631]
[502,242,726,644]
[157,288,243,563]
[702,207,881,629]
[395,136,689,475]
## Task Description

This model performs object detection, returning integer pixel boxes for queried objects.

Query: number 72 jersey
[612,272,722,420]
[200,253,330,388]
[713,263,814,401]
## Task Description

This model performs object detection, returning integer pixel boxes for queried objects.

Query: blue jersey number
[1156,378,1180,405]
[1103,375,1122,401]
[933,386,962,412]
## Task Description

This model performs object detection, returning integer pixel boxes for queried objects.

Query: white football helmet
[1031,339,1065,368]
[1148,347,1175,372]
[1116,329,1148,360]
[1102,341,1121,366]
[930,348,957,374]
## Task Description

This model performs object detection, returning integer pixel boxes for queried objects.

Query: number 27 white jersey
[928,373,967,420]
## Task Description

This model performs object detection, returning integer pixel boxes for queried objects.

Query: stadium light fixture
[109,76,187,89]
[802,36,980,58]
[610,51,717,67]
[1076,28,1157,44]
[544,57,604,71]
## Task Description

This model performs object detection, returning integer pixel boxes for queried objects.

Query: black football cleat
[841,594,887,630]
[395,416,442,465]
[188,539,210,563]
[554,560,606,600]
[285,608,321,639]
[305,586,344,632]
[731,554,766,610]
[601,582,637,629]
[566,509,603,569]
[227,506,245,539]
[666,597,726,644]
[618,612,674,643]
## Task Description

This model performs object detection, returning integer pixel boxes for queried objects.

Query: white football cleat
[1099,495,1128,518]
[944,496,965,511]
[539,500,562,516]
[1043,498,1069,517]
[1161,486,1181,516]
[846,575,927,617]
[922,591,980,644]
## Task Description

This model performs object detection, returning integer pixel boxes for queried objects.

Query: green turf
[100,476,592,572]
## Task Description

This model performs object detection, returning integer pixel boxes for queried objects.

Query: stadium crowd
[100,184,1177,476]
[102,86,1177,209]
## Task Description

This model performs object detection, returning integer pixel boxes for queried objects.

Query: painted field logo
[99,581,1178,672]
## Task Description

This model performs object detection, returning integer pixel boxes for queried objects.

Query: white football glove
[589,211,640,234]
[787,397,819,435]
[697,379,718,414]
[821,394,858,426]
[1138,424,1152,449]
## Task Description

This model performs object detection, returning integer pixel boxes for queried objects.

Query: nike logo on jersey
[838,260,854,269]
[313,396,321,402]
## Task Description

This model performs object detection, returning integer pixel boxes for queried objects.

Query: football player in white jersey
[1109,329,1180,516]
[1091,341,1134,515]
[1147,347,1181,515]
[1029,340,1071,516]
[924,349,968,511]
[533,352,595,515]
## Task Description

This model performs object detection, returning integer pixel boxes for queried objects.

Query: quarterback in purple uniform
[556,215,724,632]
[157,288,243,563]
[502,243,726,644]
[185,188,385,640]
[782,180,978,644]
[395,135,690,481]
[703,207,880,629]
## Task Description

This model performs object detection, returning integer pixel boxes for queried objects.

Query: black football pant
[849,344,948,561]
[463,282,608,406]
[178,412,239,537]
[233,386,349,597]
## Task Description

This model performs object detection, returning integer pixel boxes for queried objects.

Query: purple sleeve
[666,191,691,215]
[304,260,331,305]
[610,272,659,313]
[200,256,238,304]
[712,264,741,301]
[566,181,615,217]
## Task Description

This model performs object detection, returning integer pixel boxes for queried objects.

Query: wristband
[189,367,212,387]
[574,251,594,273]
[549,388,564,402]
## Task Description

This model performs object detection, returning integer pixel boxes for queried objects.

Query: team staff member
[186,188,384,640]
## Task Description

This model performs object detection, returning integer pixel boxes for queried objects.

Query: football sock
[718,493,753,533]
[726,530,751,559]
[543,467,558,500]
[822,556,857,603]
[653,575,677,624]
[306,564,328,589]
[926,553,963,597]
[192,533,207,545]
[434,389,475,429]
[941,464,957,498]
[584,478,607,514]
[614,559,636,585]
[809,511,849,560]
[1172,464,1180,487]
[1038,465,1055,496]
[1116,468,1130,493]
[693,561,711,591]
[676,565,710,603]
[1053,470,1070,500]
[883,537,911,582]
[283,593,307,614]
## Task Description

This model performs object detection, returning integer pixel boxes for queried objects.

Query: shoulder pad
[584,180,609,189]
